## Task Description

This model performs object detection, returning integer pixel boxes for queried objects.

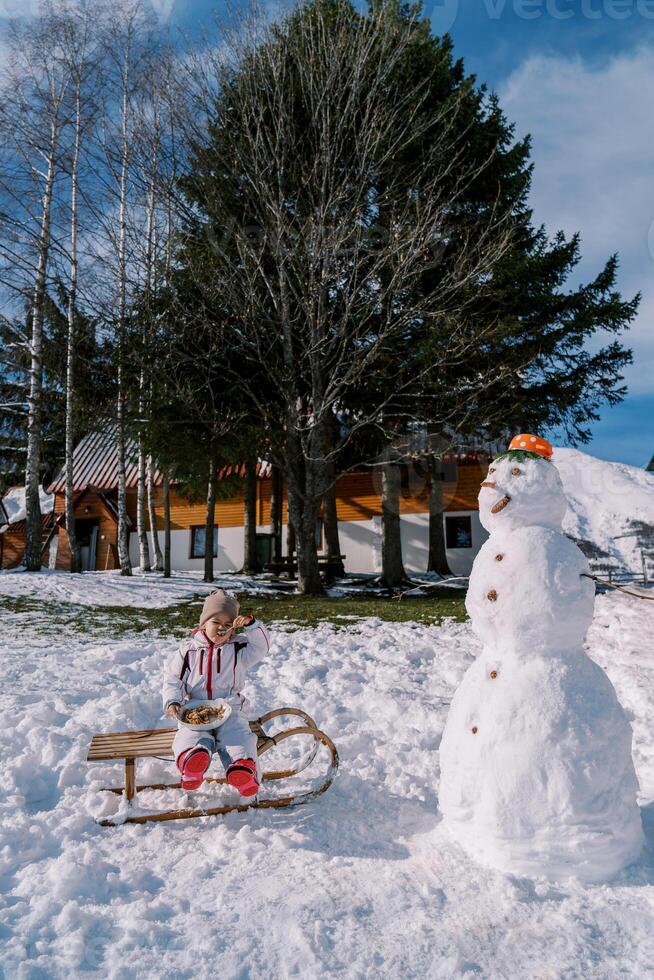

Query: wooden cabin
[4,429,490,575]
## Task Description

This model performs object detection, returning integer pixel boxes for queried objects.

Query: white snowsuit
[162,620,270,769]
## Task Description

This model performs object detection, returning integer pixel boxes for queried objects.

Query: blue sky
[4,0,651,467]
[168,0,653,467]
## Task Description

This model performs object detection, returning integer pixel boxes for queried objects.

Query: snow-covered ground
[1,585,653,979]
[0,568,253,607]
[0,567,465,607]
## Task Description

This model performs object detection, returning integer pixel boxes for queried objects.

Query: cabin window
[445,515,472,549]
[190,525,218,559]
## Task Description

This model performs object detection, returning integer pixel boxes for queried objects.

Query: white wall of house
[129,511,487,575]
[441,510,488,576]
[129,526,245,572]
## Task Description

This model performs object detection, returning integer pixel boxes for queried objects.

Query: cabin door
[77,519,99,571]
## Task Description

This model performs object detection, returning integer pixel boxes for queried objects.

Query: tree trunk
[25,123,59,571]
[65,88,82,574]
[286,518,296,568]
[427,456,450,575]
[137,437,151,571]
[147,456,164,571]
[115,36,132,576]
[286,438,323,595]
[269,465,283,561]
[163,470,171,578]
[296,512,323,595]
[115,393,132,575]
[380,461,407,589]
[243,458,258,574]
[323,471,344,580]
[204,449,217,582]
[142,145,163,575]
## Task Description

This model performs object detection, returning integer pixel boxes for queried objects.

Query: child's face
[203,613,235,645]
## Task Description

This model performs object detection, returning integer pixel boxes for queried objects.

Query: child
[162,589,270,795]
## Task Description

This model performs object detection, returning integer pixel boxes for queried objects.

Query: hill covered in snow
[555,448,654,575]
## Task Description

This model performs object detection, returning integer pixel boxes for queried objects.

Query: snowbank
[0,597,653,977]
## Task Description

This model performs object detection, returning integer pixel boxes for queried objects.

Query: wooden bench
[264,555,346,577]
[88,707,339,825]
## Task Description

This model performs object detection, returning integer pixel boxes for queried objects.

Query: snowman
[438,434,643,882]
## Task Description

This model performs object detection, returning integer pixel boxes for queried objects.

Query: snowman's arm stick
[580,573,654,601]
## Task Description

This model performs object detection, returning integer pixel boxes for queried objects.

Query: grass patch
[0,588,467,639]
[239,590,467,629]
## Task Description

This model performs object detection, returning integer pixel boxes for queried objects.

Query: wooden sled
[87,707,339,826]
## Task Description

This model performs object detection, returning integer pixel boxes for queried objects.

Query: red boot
[226,758,259,797]
[177,747,211,791]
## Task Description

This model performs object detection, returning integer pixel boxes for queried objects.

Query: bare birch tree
[58,2,105,574]
[0,8,74,570]
[90,2,160,575]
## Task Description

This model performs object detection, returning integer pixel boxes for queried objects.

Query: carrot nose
[480,481,496,489]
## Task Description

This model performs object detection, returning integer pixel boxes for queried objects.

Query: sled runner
[87,707,338,826]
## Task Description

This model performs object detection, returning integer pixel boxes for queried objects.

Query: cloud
[499,46,654,395]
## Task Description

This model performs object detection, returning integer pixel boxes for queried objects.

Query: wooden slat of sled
[87,731,176,761]
[87,727,276,762]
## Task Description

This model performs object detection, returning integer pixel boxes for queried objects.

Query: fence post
[642,549,648,587]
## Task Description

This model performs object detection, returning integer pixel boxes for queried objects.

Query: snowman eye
[511,467,522,476]
[489,467,496,474]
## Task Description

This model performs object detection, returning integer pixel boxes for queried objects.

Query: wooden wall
[0,529,26,569]
[334,464,486,520]
[244,466,486,526]
[126,487,245,530]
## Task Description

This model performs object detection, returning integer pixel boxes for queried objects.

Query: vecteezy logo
[148,0,175,24]
[422,0,460,35]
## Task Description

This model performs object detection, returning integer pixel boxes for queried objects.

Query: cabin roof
[47,427,272,494]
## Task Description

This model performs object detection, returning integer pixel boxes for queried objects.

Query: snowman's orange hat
[507,434,553,460]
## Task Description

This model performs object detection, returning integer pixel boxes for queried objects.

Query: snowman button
[471,726,478,734]
[487,589,498,602]
[495,554,503,562]
[490,670,498,679]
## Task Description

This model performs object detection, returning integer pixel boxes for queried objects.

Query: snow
[556,447,654,570]
[0,484,54,530]
[1,583,653,977]
[439,454,643,882]
[0,567,466,606]
[0,569,277,607]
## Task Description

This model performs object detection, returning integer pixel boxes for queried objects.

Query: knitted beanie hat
[200,589,239,627]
